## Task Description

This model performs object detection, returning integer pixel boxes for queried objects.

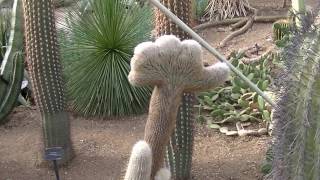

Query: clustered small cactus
[126,35,230,179]
[272,19,291,42]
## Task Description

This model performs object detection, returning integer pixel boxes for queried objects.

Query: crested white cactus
[128,35,230,178]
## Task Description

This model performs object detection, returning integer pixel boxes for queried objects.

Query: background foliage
[196,53,273,128]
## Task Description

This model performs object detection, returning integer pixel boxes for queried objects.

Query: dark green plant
[53,0,75,7]
[60,0,152,117]
[271,14,320,179]
[197,53,272,127]
[0,53,24,123]
[273,20,291,41]
[196,0,208,20]
[0,0,24,123]
[22,0,73,164]
[273,19,292,48]
[0,12,9,62]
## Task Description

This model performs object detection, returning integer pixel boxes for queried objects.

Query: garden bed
[0,0,318,179]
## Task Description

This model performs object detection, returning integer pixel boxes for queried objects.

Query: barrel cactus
[154,1,196,179]
[272,19,291,42]
[126,35,230,179]
[271,12,320,179]
[22,0,73,163]
[0,0,24,123]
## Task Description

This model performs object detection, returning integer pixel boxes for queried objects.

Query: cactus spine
[0,0,24,122]
[272,13,320,179]
[22,0,73,163]
[155,1,195,179]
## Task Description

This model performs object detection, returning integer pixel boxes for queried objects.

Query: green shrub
[196,0,208,20]
[197,53,272,126]
[60,0,153,117]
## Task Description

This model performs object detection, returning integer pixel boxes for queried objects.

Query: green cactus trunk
[272,13,320,179]
[0,0,24,123]
[22,0,73,164]
[155,1,194,179]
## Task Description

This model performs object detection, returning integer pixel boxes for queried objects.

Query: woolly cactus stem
[125,141,152,180]
[128,35,229,178]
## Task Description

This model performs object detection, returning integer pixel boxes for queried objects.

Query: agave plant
[0,9,10,62]
[60,0,152,117]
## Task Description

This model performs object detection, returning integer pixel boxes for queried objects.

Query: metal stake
[53,160,60,180]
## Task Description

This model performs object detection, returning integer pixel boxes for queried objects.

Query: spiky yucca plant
[22,0,73,163]
[60,0,152,117]
[271,12,320,179]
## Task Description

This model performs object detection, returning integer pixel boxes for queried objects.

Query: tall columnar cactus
[127,35,229,179]
[154,1,195,179]
[22,0,73,163]
[0,0,24,122]
[271,13,320,179]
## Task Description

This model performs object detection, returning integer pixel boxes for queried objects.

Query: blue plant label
[44,147,63,161]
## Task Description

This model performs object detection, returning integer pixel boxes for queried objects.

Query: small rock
[217,28,226,32]
[226,131,238,136]
[238,129,259,136]
[241,122,251,127]
[219,127,228,134]
[258,128,268,135]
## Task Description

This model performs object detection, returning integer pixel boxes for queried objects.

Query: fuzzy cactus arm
[22,0,73,163]
[128,35,229,178]
[125,141,152,180]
